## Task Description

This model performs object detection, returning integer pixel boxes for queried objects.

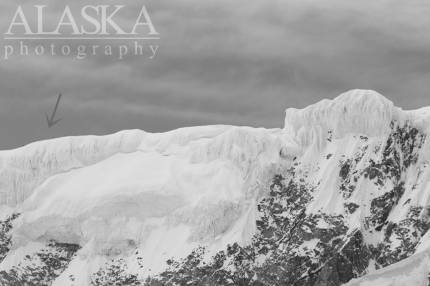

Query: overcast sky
[1,0,430,149]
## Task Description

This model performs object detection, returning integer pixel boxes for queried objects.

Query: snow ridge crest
[284,89,400,146]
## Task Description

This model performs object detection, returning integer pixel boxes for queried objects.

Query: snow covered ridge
[0,89,430,285]
[284,89,430,147]
[0,125,287,284]
[0,126,282,206]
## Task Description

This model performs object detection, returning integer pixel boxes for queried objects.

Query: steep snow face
[0,125,289,281]
[0,129,146,206]
[0,126,285,207]
[275,90,430,286]
[1,89,430,285]
[285,90,405,148]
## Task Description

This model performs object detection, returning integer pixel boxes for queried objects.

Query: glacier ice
[0,125,288,278]
[1,89,430,285]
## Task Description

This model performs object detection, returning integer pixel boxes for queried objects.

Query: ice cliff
[0,89,430,285]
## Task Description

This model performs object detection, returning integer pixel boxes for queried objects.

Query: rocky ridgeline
[143,120,430,285]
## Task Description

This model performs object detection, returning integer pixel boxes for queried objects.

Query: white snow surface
[345,249,430,286]
[284,89,430,148]
[0,125,287,278]
[1,89,430,284]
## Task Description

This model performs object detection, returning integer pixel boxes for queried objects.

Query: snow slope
[0,125,289,283]
[0,89,430,285]
[345,244,430,286]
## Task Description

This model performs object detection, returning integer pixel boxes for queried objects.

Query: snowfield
[1,89,430,285]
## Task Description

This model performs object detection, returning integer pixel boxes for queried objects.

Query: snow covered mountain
[0,89,430,285]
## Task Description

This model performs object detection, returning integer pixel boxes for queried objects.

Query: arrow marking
[46,93,62,128]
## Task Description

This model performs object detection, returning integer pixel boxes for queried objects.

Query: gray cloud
[1,0,430,149]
